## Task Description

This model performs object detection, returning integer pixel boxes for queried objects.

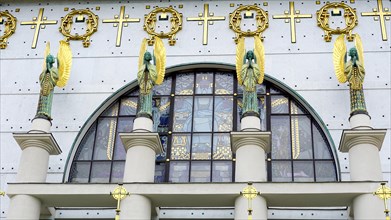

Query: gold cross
[103,6,140,47]
[110,184,130,220]
[361,0,391,41]
[187,4,225,45]
[272,2,312,43]
[374,183,391,219]
[20,8,57,49]
[0,191,5,196]
[240,182,260,220]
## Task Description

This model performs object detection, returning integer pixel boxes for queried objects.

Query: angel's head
[46,54,55,69]
[144,51,152,62]
[349,48,358,59]
[246,50,255,61]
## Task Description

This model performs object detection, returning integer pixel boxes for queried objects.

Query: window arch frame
[63,63,341,182]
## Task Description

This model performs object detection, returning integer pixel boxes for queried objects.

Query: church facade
[0,0,390,219]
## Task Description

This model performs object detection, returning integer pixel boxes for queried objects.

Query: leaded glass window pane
[213,134,232,160]
[293,161,314,182]
[171,134,191,160]
[175,73,194,95]
[271,116,291,159]
[313,123,332,159]
[173,96,193,132]
[291,116,313,160]
[195,73,213,94]
[212,161,232,182]
[272,161,292,182]
[155,162,166,183]
[214,97,233,132]
[315,161,337,181]
[291,100,306,114]
[75,123,96,160]
[190,161,211,182]
[156,136,168,161]
[169,161,189,182]
[70,162,90,183]
[259,96,267,131]
[193,97,213,132]
[192,134,212,160]
[215,73,233,94]
[102,102,119,116]
[113,117,133,160]
[237,83,266,94]
[93,118,117,160]
[119,97,137,116]
[153,77,172,95]
[271,95,289,114]
[153,97,170,132]
[90,162,111,183]
[111,161,125,183]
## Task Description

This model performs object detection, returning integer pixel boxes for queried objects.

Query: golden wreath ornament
[59,9,99,47]
[229,5,269,44]
[144,6,183,46]
[0,11,17,49]
[316,2,358,42]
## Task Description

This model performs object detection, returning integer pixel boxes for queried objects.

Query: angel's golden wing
[254,35,265,84]
[56,40,72,87]
[138,38,147,71]
[236,37,245,85]
[42,42,50,70]
[154,37,166,85]
[333,34,347,83]
[355,34,364,68]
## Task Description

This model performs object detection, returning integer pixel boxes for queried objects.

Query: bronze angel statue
[236,36,265,118]
[333,34,368,116]
[35,41,72,120]
[137,37,166,119]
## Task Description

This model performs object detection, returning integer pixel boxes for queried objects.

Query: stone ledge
[13,133,62,155]
[231,131,271,153]
[339,129,387,152]
[119,132,163,154]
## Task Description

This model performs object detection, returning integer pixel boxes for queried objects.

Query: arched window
[64,65,339,183]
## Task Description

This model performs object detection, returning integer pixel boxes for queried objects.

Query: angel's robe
[240,61,261,117]
[35,66,59,120]
[345,60,367,115]
[137,61,157,119]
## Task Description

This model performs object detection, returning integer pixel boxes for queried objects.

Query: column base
[352,194,384,219]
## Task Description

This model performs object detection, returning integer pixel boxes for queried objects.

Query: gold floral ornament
[0,11,17,49]
[316,2,358,42]
[59,9,99,47]
[144,6,183,46]
[229,5,269,43]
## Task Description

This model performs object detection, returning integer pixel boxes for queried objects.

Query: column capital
[231,131,271,153]
[119,132,163,154]
[339,129,387,152]
[13,133,62,155]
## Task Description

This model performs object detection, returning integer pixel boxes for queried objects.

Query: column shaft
[123,146,156,182]
[235,145,266,182]
[7,195,41,220]
[16,147,49,182]
[349,144,382,181]
[120,194,151,220]
[234,196,267,220]
[352,194,384,219]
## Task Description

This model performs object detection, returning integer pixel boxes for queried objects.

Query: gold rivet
[316,1,321,5]
[263,2,268,6]
[234,93,237,96]
[146,5,151,9]
[350,0,355,3]
[179,4,183,8]
[64,7,69,11]
[166,158,170,162]
[267,158,271,161]
[230,3,235,7]
[15,8,20,12]
[168,131,172,134]
[171,93,175,97]
[266,92,270,95]
[233,158,236,161]
[96,6,100,11]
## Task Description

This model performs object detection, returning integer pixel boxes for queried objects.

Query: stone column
[119,117,163,219]
[231,116,271,220]
[8,118,61,220]
[339,114,387,219]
